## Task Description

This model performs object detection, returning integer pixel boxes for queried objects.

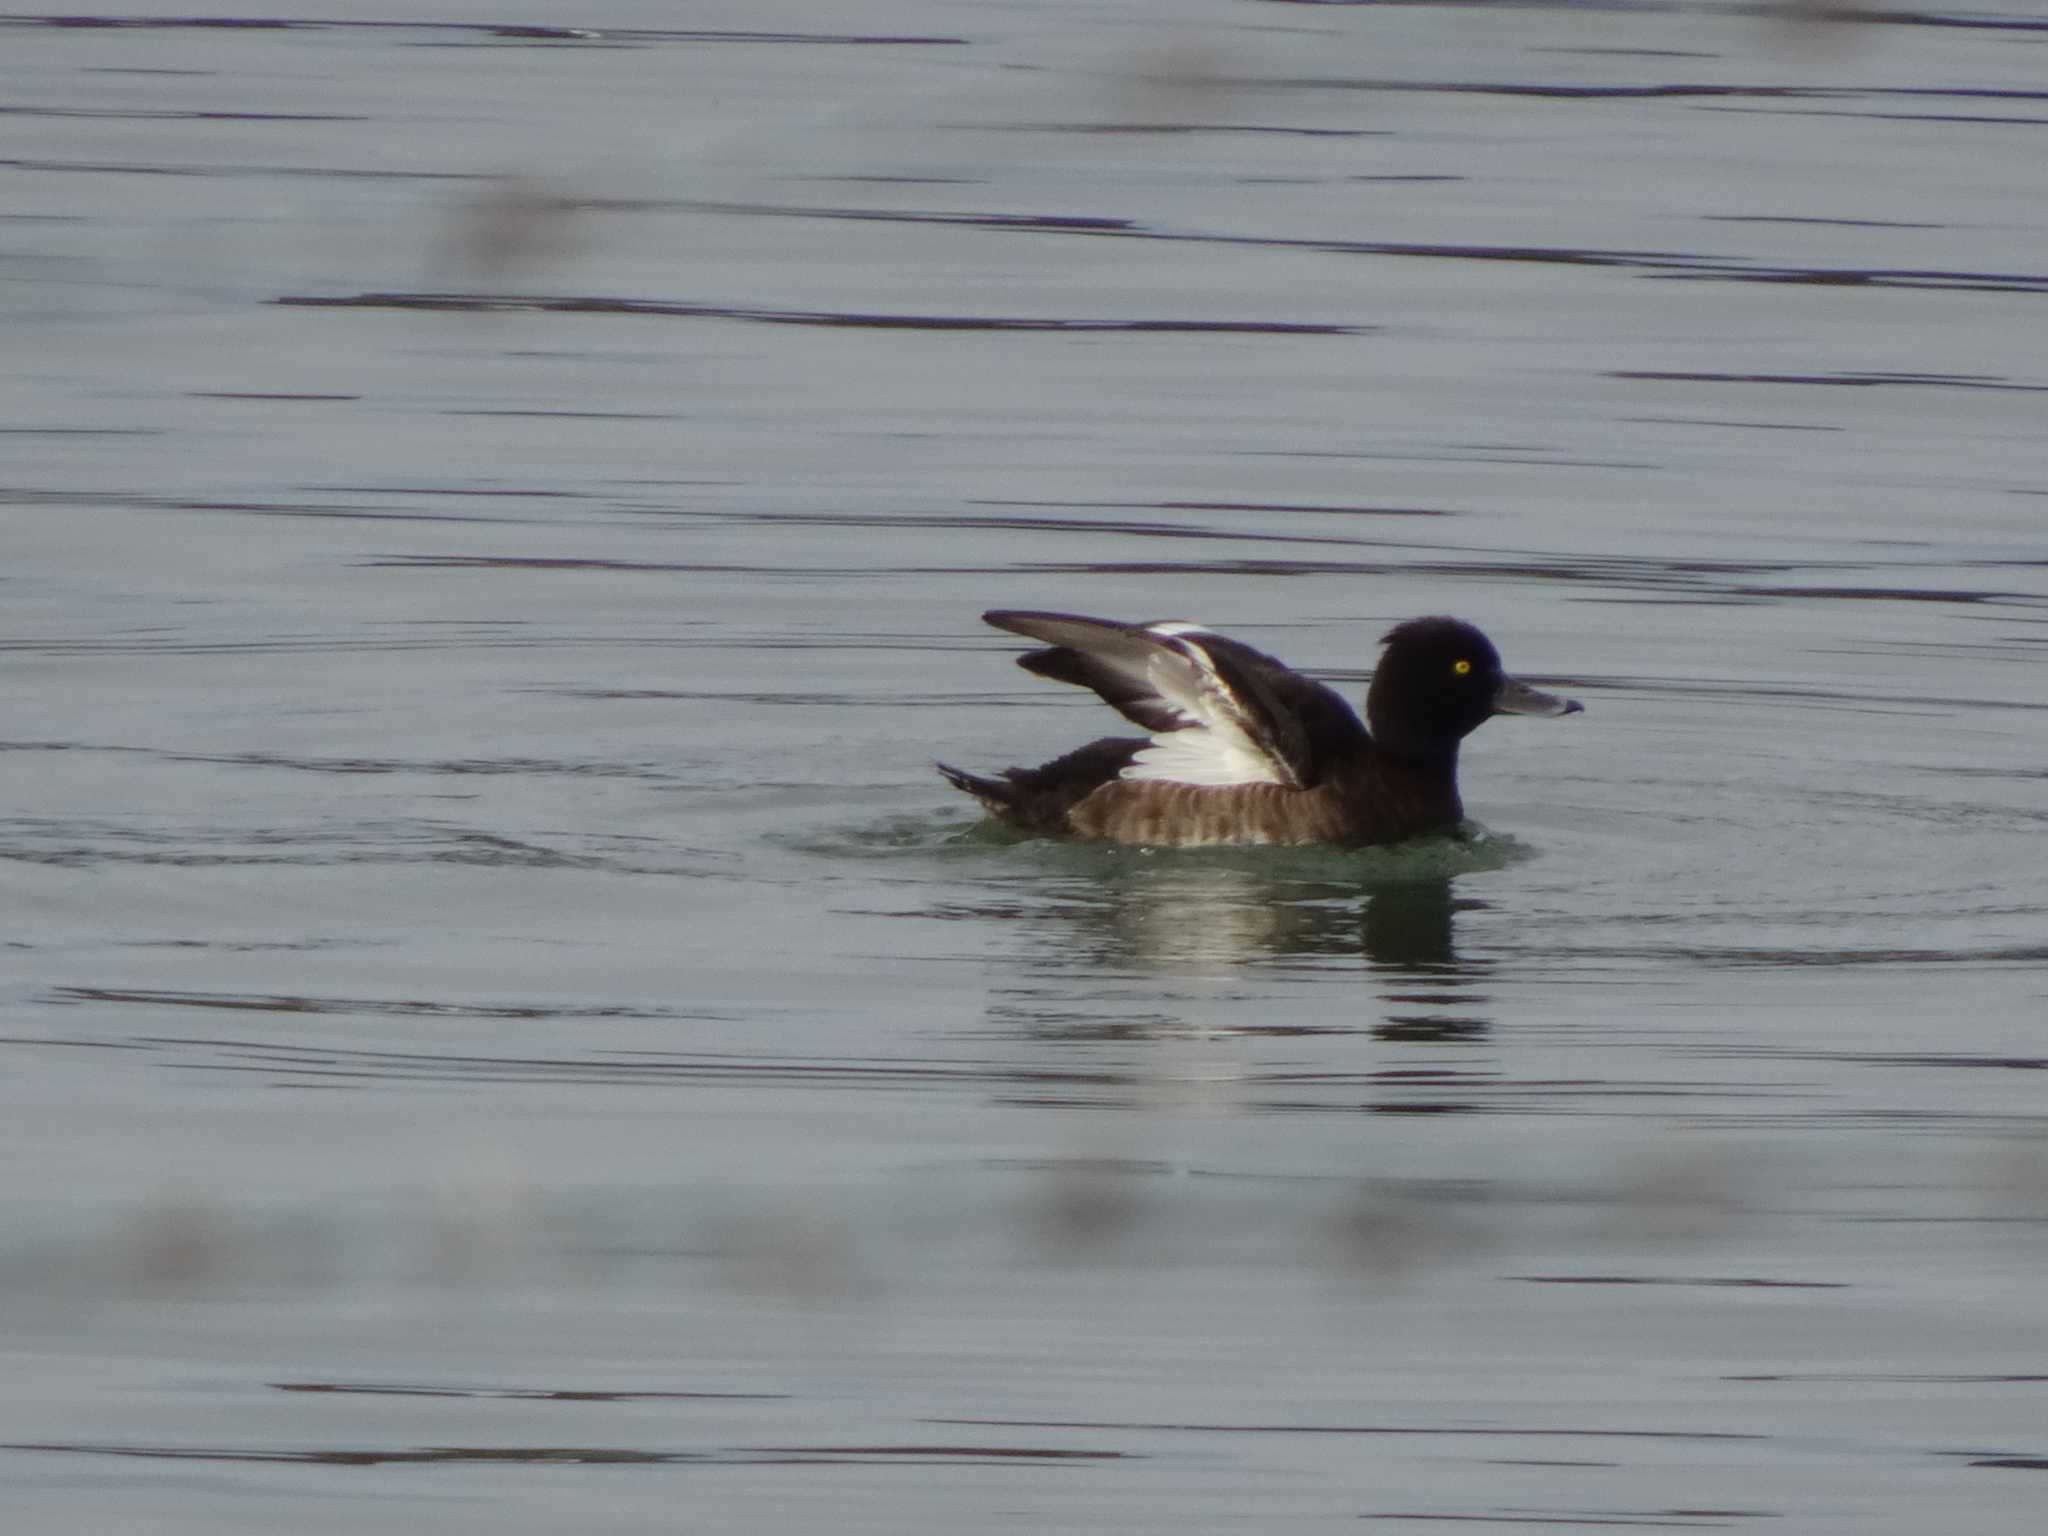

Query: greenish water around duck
[4,3,2047,1532]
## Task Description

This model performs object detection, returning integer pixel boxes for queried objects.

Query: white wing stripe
[1119,635,1291,788]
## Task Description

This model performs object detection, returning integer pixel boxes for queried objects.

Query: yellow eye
[1452,658,1472,676]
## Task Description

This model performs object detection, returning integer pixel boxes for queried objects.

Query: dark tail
[936,761,1016,813]
[937,736,1143,835]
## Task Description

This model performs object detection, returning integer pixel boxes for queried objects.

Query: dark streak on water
[271,1380,792,1401]
[6,1439,1122,1465]
[928,1418,1768,1443]
[1508,1274,1850,1289]
[9,16,971,46]
[1616,370,2048,390]
[277,292,1360,334]
[659,197,2048,295]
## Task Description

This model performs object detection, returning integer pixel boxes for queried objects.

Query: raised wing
[984,610,1365,789]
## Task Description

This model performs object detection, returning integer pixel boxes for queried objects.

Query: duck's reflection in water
[974,844,1500,1045]
[1360,879,1494,1044]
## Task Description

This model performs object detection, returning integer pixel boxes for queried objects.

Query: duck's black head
[1365,616,1581,759]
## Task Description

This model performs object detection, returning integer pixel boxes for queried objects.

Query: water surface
[4,2,2047,1531]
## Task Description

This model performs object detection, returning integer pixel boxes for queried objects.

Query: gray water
[4,2,2047,1530]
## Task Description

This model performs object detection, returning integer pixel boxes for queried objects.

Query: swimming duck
[938,610,1581,848]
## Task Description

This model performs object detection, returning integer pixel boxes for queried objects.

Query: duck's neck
[1364,674,1462,766]
[1367,725,1461,769]
[1338,738,1464,838]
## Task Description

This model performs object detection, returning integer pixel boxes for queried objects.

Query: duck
[938,610,1581,848]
